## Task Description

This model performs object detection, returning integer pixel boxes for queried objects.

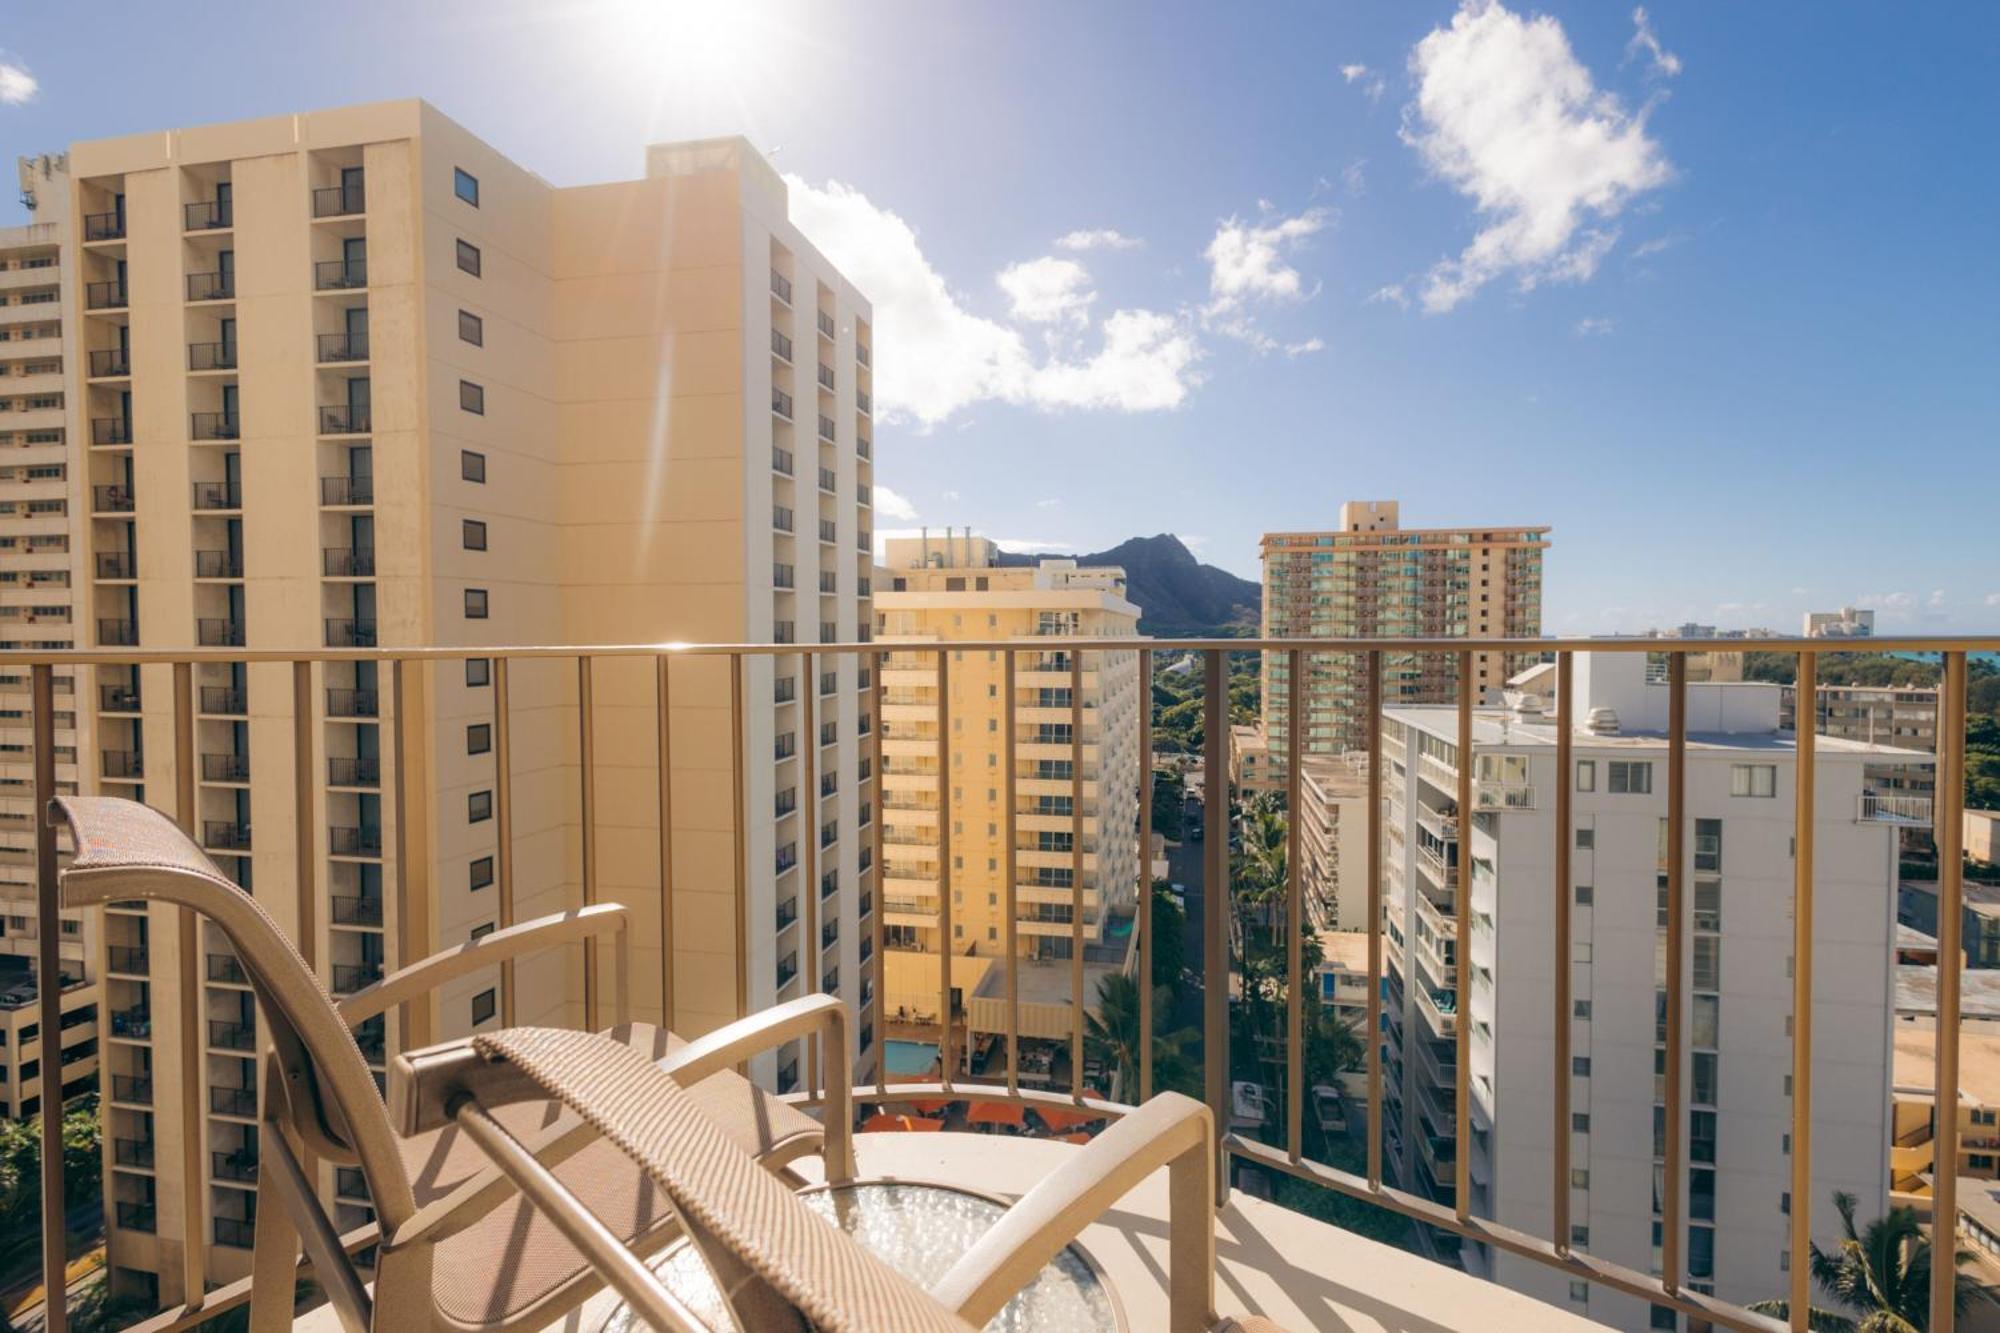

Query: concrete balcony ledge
[294,1131,1596,1332]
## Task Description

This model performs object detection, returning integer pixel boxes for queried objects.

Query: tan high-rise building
[0,153,102,1124]
[63,100,876,1306]
[874,533,1142,1088]
[1261,500,1548,761]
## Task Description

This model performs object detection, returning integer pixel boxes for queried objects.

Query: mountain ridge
[995,533,1260,637]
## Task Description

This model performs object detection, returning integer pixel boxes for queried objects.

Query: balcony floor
[306,1132,1601,1331]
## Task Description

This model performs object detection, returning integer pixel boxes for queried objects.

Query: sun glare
[579,0,804,135]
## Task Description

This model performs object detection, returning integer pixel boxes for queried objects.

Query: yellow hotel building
[874,533,1142,1090]
[58,100,877,1306]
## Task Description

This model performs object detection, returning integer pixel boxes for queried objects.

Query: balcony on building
[11,632,1987,1333]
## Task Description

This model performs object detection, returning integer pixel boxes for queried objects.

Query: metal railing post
[1553,652,1573,1256]
[1789,650,1817,1330]
[1202,648,1229,1201]
[32,665,65,1333]
[1933,651,1969,1333]
[1137,647,1152,1101]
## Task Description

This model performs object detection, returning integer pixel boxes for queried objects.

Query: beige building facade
[874,533,1141,1086]
[63,100,876,1306]
[1261,500,1548,762]
[1,152,103,1126]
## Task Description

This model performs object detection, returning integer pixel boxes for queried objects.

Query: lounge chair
[52,795,848,1333]
[396,1027,1291,1331]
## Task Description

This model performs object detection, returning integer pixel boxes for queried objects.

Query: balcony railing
[82,210,124,242]
[200,752,250,782]
[770,270,793,304]
[312,180,366,218]
[88,347,131,377]
[188,341,239,372]
[200,686,246,715]
[314,258,368,291]
[96,551,136,580]
[98,620,139,647]
[207,952,249,985]
[326,687,379,718]
[7,632,1994,1333]
[317,331,369,363]
[321,474,375,506]
[325,618,378,648]
[197,618,246,647]
[194,549,244,579]
[327,756,381,787]
[817,310,836,340]
[1859,793,1933,824]
[84,280,127,310]
[91,485,134,514]
[192,481,242,510]
[185,270,235,303]
[191,411,241,441]
[772,387,794,420]
[184,198,233,231]
[323,547,376,578]
[91,417,134,446]
[319,405,371,435]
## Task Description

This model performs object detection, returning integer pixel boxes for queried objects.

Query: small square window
[467,723,492,755]
[471,988,496,1025]
[459,380,485,415]
[456,239,482,277]
[1572,1056,1591,1076]
[461,450,486,483]
[1569,1281,1589,1303]
[1571,1168,1590,1188]
[1576,884,1594,905]
[463,519,487,551]
[469,921,494,941]
[468,790,493,823]
[1574,999,1592,1019]
[466,658,492,687]
[453,168,480,207]
[458,309,484,345]
[1572,1112,1590,1132]
[464,588,489,619]
[469,855,495,889]
[1575,827,1594,849]
[1571,1226,1590,1246]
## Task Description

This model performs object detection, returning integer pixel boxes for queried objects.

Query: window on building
[461,450,486,483]
[464,588,489,619]
[1576,884,1593,905]
[463,519,487,551]
[1570,1226,1590,1246]
[469,790,493,823]
[466,658,492,687]
[1574,999,1592,1019]
[467,723,492,755]
[1571,1169,1590,1189]
[1572,1112,1590,1132]
[456,239,482,276]
[1730,763,1777,798]
[1694,817,1722,872]
[1608,761,1653,794]
[471,988,496,1025]
[469,855,494,890]
[1576,760,1596,791]
[1569,1281,1589,1303]
[453,168,481,207]
[1572,1057,1591,1076]
[1576,827,1594,849]
[470,921,495,941]
[459,380,485,414]
[458,309,483,345]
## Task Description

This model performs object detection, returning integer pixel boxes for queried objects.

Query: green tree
[1747,1190,1976,1332]
[0,1095,102,1276]
[1082,971,1201,1105]
[1149,880,1187,989]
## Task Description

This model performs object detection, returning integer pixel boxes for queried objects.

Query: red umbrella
[967,1101,1026,1128]
[1035,1105,1105,1133]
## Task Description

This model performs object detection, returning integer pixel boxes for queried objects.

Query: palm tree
[1083,972,1199,1102]
[1747,1189,1977,1332]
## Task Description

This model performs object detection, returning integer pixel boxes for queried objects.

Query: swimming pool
[884,1039,940,1077]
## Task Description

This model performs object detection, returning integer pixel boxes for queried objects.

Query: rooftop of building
[1900,877,2000,918]
[1315,930,1372,973]
[1387,703,1930,760]
[1894,1024,2000,1106]
[1897,965,2000,1021]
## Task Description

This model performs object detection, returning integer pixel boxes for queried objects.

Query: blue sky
[3,1,1995,633]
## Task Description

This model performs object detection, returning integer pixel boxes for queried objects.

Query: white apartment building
[1802,607,1875,638]
[1380,652,1921,1330]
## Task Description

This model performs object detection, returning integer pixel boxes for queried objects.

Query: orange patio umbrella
[859,1113,909,1134]
[904,1115,945,1132]
[1059,1132,1093,1145]
[1035,1105,1104,1133]
[967,1101,1026,1129]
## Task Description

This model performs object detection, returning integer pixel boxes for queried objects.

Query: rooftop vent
[1585,707,1621,736]
[1503,691,1545,720]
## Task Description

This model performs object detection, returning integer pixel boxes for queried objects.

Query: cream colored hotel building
[874,533,1142,1085]
[48,100,877,1305]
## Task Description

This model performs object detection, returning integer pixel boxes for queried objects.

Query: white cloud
[1625,7,1683,78]
[941,489,961,502]
[1035,498,1062,509]
[873,485,918,521]
[1403,0,1675,313]
[1859,591,1915,610]
[1342,159,1368,197]
[1573,316,1615,337]
[1341,63,1388,102]
[994,538,1071,555]
[785,176,1199,426]
[1984,592,2000,607]
[0,56,36,105]
[1633,234,1681,259]
[1206,208,1329,310]
[1054,228,1142,252]
[1928,589,1947,609]
[1368,284,1411,310]
[1284,338,1326,356]
[1026,309,1201,411]
[997,256,1096,325]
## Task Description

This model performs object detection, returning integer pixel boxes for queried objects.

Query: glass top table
[600,1179,1122,1332]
